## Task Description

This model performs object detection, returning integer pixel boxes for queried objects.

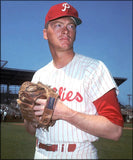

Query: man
[24,2,124,159]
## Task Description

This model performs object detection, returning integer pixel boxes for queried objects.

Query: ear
[43,29,48,40]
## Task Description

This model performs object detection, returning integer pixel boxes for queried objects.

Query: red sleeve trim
[93,88,124,127]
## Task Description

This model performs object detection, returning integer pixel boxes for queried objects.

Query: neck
[50,48,75,69]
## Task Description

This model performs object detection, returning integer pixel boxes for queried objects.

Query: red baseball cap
[45,2,82,27]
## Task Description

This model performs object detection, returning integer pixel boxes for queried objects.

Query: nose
[62,26,69,34]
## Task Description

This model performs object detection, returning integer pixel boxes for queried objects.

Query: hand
[33,99,47,117]
[33,98,66,121]
[34,98,71,121]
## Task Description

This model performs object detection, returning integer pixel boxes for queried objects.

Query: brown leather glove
[17,81,59,130]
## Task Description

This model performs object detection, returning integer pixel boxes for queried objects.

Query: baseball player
[24,2,124,159]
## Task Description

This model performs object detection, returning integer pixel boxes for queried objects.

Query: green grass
[1,122,36,159]
[1,122,133,159]
[94,128,133,159]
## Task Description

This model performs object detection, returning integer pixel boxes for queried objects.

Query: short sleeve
[83,60,118,102]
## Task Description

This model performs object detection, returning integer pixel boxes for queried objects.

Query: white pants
[34,142,98,159]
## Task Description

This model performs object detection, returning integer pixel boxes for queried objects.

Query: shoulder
[37,62,52,72]
[31,61,52,83]
[75,53,104,71]
[75,54,112,83]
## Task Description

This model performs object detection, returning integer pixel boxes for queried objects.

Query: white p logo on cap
[62,3,70,12]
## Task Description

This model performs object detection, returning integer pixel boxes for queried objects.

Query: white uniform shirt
[32,53,118,144]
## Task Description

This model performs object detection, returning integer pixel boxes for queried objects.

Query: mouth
[59,35,71,41]
[61,37,69,40]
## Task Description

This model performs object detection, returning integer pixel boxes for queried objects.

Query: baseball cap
[45,2,82,27]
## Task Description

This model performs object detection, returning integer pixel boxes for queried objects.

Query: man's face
[43,17,76,52]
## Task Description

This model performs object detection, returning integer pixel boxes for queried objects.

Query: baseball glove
[17,81,59,130]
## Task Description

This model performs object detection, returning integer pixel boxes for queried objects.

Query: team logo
[53,87,83,102]
[61,2,70,12]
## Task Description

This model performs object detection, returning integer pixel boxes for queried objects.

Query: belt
[38,143,76,152]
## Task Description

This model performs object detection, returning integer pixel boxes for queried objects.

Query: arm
[34,89,123,141]
[54,100,122,141]
[24,119,36,136]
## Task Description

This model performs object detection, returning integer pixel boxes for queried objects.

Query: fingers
[33,99,47,116]
[34,110,44,116]
[33,104,44,116]
[34,106,44,116]
[35,98,47,105]
[34,105,44,111]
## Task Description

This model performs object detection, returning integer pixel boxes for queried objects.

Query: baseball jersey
[32,53,118,145]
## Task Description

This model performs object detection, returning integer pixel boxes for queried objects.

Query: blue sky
[1,1,132,106]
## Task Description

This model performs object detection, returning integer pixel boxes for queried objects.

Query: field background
[1,122,133,159]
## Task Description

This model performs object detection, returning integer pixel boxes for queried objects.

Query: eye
[54,23,62,28]
[67,24,76,30]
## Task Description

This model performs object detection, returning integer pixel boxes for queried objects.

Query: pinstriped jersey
[32,53,118,144]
